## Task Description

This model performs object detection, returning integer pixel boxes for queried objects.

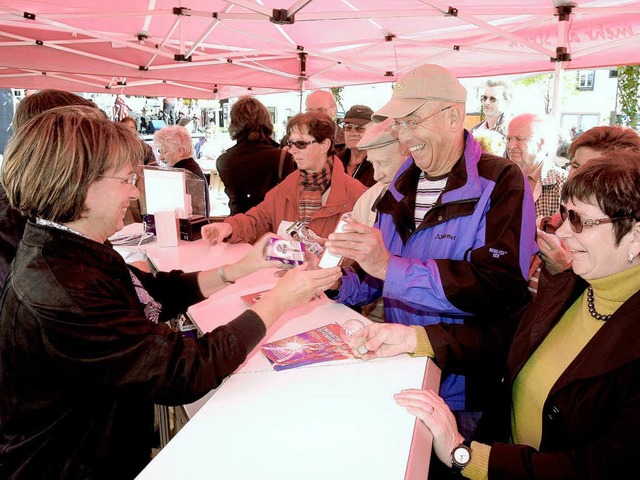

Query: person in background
[338,105,376,187]
[470,78,513,138]
[323,64,537,439]
[536,125,640,277]
[112,94,131,122]
[216,96,295,215]
[195,122,218,160]
[120,116,156,166]
[162,97,178,125]
[506,113,566,218]
[555,138,571,169]
[305,90,345,156]
[153,125,210,218]
[201,112,366,245]
[0,106,342,479]
[355,155,640,479]
[0,89,99,291]
[350,118,408,228]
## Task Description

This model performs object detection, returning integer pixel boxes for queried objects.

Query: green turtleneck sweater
[461,263,640,480]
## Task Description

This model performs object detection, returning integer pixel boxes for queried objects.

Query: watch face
[453,446,471,464]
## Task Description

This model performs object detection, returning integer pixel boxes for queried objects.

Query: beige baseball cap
[357,118,398,150]
[372,64,467,122]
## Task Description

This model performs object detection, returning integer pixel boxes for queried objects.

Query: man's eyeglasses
[99,173,139,187]
[343,123,366,133]
[481,95,498,103]
[391,106,452,131]
[287,139,318,150]
[505,135,532,144]
[560,204,633,234]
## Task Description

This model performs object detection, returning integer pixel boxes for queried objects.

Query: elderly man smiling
[324,64,537,439]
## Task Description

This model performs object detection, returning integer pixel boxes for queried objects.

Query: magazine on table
[260,323,354,371]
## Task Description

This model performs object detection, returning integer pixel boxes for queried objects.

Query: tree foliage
[616,65,640,129]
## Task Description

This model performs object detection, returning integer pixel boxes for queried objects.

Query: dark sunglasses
[560,204,633,233]
[287,139,318,150]
[343,123,366,132]
[481,95,498,103]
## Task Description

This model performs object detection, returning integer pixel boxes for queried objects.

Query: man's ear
[630,221,640,260]
[448,105,465,130]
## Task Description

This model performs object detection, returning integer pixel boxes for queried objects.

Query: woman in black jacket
[216,96,295,215]
[0,106,341,479]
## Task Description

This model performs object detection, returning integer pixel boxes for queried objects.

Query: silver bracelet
[217,265,235,284]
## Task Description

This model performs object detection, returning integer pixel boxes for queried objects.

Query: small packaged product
[264,237,306,267]
[318,212,351,268]
[286,221,324,255]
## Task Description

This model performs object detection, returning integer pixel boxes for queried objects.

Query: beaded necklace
[587,286,612,321]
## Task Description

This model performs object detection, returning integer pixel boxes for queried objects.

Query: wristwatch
[451,440,472,475]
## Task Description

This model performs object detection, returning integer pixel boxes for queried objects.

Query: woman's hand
[357,323,418,360]
[536,229,572,275]
[226,234,284,280]
[394,389,464,467]
[251,264,342,328]
[202,222,233,245]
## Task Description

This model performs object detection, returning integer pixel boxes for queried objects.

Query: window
[576,70,595,91]
[267,106,277,125]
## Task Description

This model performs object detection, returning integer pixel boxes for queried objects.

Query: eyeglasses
[99,173,138,187]
[560,204,633,234]
[343,123,366,133]
[287,139,318,150]
[481,95,498,103]
[505,135,532,144]
[391,106,452,131]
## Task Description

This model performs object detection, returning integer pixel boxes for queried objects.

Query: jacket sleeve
[129,266,204,322]
[35,279,267,405]
[383,165,536,317]
[224,184,282,243]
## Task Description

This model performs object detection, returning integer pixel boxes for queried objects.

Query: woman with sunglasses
[348,153,640,479]
[202,112,367,245]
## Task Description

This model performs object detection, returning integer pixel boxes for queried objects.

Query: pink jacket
[224,157,367,243]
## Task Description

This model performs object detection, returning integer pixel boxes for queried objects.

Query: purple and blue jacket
[335,132,537,410]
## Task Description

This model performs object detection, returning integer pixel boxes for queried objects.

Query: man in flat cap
[325,64,537,439]
[350,118,408,227]
[338,105,376,187]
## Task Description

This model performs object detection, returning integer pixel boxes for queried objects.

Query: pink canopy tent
[1,0,639,99]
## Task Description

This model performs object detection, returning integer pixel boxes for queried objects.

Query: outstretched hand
[355,323,418,360]
[202,222,233,246]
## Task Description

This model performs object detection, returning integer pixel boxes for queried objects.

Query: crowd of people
[1,60,640,479]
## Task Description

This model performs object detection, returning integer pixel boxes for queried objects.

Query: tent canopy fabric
[1,1,639,98]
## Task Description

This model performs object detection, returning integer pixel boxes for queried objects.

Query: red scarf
[298,156,334,224]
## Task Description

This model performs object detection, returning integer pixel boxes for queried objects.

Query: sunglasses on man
[481,95,498,103]
[560,204,634,234]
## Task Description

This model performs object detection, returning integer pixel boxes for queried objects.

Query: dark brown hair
[228,96,273,142]
[2,106,144,223]
[562,151,640,245]
[286,112,335,155]
[568,126,640,159]
[13,89,98,130]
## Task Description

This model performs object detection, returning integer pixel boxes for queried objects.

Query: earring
[629,253,635,263]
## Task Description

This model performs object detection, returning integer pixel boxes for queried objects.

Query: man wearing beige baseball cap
[325,64,538,441]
